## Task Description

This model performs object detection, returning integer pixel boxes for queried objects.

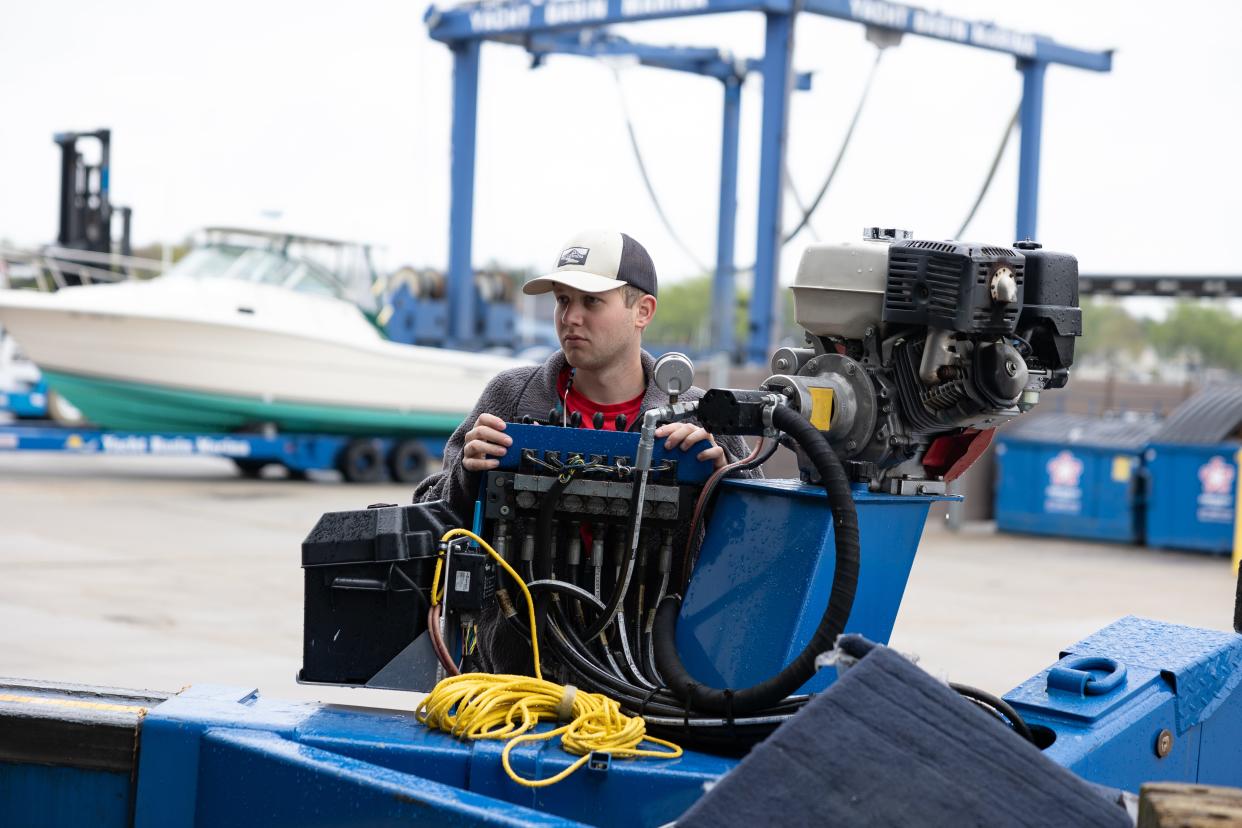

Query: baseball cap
[523,229,658,298]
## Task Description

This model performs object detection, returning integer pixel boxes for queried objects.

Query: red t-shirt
[557,367,643,431]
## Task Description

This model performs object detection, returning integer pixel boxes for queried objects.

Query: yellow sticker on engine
[809,387,834,431]
[1111,456,1131,482]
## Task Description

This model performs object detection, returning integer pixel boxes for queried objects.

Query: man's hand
[462,413,512,472]
[655,422,725,470]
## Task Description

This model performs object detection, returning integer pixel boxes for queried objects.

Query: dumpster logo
[1196,456,1235,524]
[1044,450,1083,514]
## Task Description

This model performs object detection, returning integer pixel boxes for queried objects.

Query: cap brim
[523,271,626,295]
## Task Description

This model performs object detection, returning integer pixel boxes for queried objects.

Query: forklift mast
[53,129,131,257]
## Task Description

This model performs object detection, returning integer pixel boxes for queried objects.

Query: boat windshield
[163,246,350,301]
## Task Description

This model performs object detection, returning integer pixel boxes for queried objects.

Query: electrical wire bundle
[418,528,682,787]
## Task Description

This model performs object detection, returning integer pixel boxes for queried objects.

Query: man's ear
[633,294,657,331]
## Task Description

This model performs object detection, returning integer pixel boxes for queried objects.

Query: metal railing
[0,245,167,291]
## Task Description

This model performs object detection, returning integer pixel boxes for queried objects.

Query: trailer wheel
[232,458,268,478]
[337,440,385,483]
[387,440,429,484]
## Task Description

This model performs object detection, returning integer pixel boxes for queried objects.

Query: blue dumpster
[1144,386,1242,554]
[995,412,1160,543]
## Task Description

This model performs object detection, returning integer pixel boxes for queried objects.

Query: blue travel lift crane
[426,0,1112,363]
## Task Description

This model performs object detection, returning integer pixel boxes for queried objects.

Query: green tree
[1078,299,1148,360]
[645,274,801,352]
[1149,301,1242,372]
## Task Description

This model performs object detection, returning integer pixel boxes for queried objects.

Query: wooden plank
[1139,782,1242,828]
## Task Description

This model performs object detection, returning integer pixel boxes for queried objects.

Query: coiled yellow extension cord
[418,528,682,787]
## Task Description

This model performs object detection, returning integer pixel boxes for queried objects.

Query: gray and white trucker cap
[523,229,658,298]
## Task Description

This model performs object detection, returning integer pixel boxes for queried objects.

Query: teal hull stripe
[41,370,465,436]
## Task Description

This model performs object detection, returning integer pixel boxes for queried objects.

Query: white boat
[0,228,523,435]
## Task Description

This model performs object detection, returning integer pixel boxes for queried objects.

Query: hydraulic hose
[580,402,697,643]
[653,403,860,716]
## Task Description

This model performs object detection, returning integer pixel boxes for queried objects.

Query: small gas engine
[759,228,1079,492]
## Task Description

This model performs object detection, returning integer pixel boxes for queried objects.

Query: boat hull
[0,282,524,436]
[40,369,465,435]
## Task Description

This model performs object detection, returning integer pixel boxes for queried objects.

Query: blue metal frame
[714,75,742,358]
[748,10,796,364]
[449,40,482,347]
[131,683,734,827]
[0,424,447,477]
[1006,616,1242,792]
[426,0,1111,362]
[1016,59,1047,241]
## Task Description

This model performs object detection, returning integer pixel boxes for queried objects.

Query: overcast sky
[2,1,1239,292]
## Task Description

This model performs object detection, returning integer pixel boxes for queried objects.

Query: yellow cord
[416,673,682,787]
[420,527,683,787]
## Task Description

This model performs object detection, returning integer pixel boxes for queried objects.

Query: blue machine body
[0,764,131,828]
[127,684,730,828]
[1006,616,1242,791]
[684,478,940,693]
[994,415,1158,544]
[1144,442,1240,554]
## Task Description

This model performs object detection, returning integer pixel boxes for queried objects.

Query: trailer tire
[337,440,385,483]
[387,440,429,484]
[232,458,269,478]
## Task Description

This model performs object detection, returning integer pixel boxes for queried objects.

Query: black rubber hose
[951,682,1035,745]
[653,403,861,716]
[1235,561,1242,634]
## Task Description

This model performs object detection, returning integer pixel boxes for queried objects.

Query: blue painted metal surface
[0,379,48,418]
[133,684,733,827]
[1144,443,1240,554]
[1006,616,1242,792]
[494,421,716,484]
[1016,59,1047,241]
[0,424,446,477]
[994,428,1151,544]
[448,39,481,348]
[681,479,944,692]
[713,76,741,361]
[383,281,449,345]
[0,763,131,828]
[747,10,795,365]
[427,0,1112,71]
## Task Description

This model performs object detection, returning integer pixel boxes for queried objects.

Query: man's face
[552,285,654,371]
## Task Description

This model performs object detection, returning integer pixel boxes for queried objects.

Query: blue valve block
[1005,615,1242,792]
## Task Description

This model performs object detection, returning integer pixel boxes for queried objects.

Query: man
[412,228,754,674]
